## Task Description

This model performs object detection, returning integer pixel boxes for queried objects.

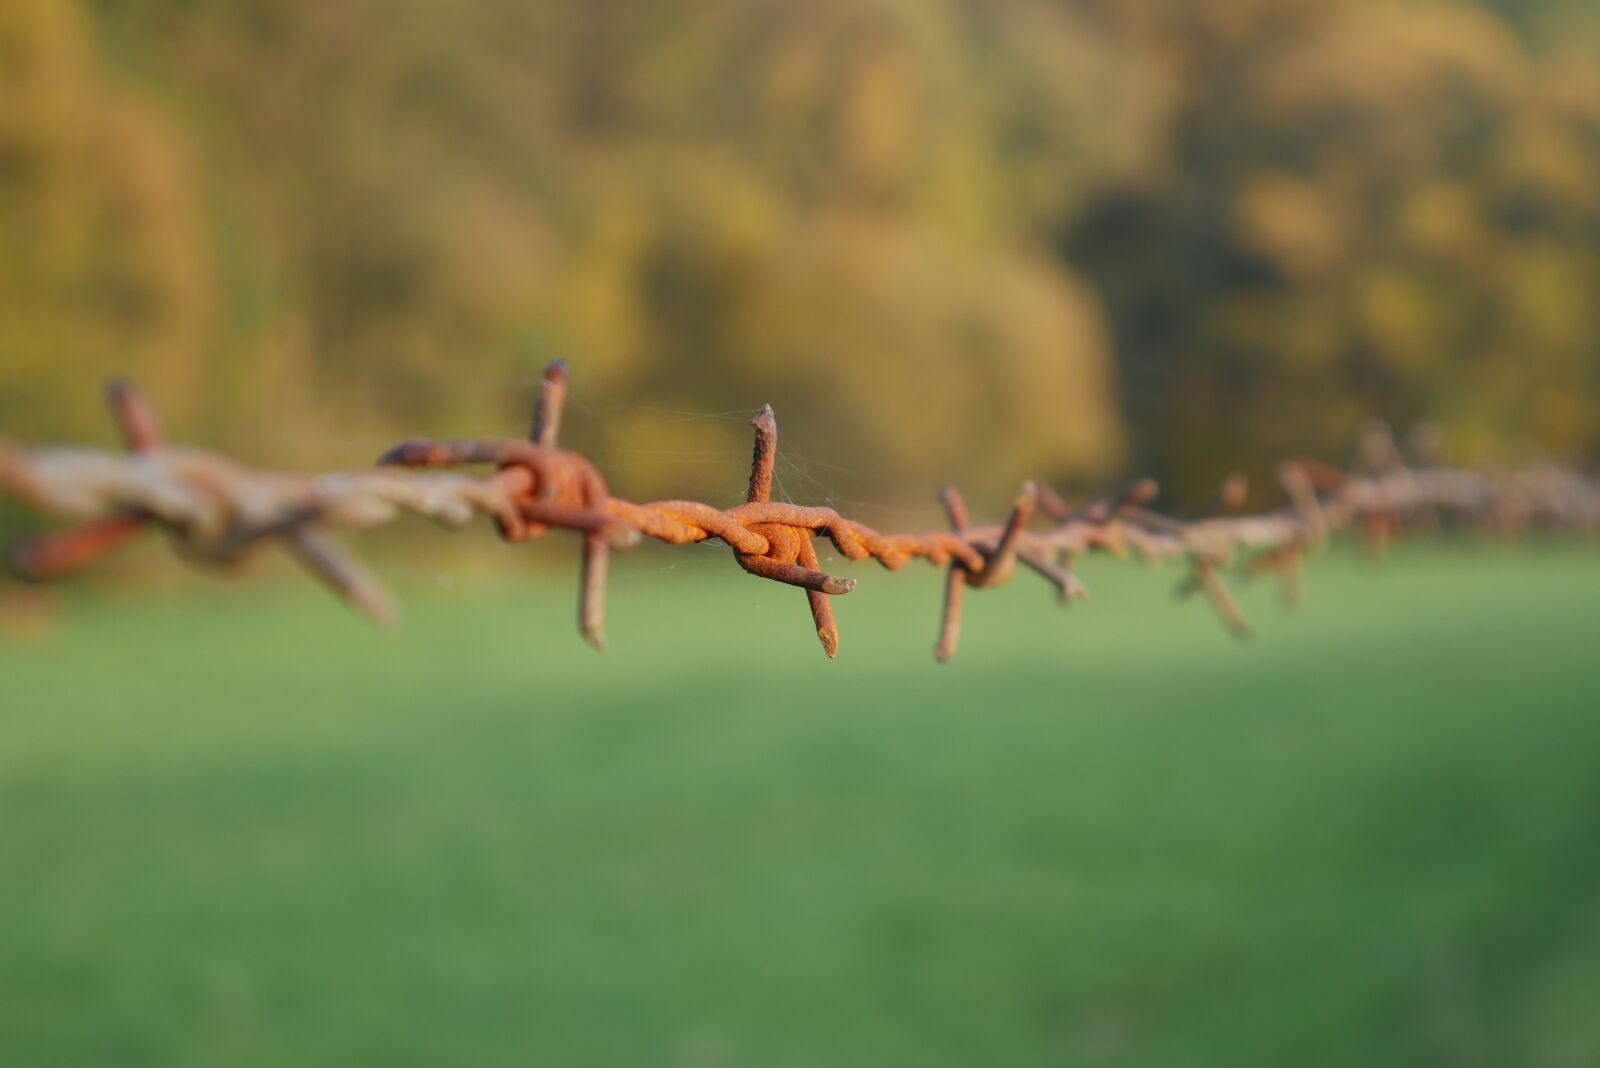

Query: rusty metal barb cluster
[3,361,1598,660]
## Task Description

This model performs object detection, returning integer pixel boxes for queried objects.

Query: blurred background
[5,0,1600,502]
[4,2,1600,1066]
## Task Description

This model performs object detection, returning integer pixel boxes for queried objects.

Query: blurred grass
[2,544,1599,1067]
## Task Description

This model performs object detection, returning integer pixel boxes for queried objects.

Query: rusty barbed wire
[3,360,1597,660]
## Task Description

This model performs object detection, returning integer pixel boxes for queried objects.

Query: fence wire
[3,362,1597,660]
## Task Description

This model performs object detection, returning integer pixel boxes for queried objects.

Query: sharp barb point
[5,372,1594,660]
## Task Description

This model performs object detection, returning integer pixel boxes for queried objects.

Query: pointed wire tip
[1128,478,1160,505]
[103,377,164,450]
[940,483,970,531]
[375,442,420,467]
[1035,482,1073,519]
[1285,457,1348,492]
[751,404,776,433]
[6,515,150,581]
[582,627,608,652]
[1221,474,1249,510]
[351,588,399,628]
[1359,420,1398,466]
[103,377,138,402]
[1107,478,1161,522]
[818,626,839,659]
[1059,577,1089,603]
[6,549,50,584]
[103,378,152,423]
[822,575,856,595]
[543,357,569,379]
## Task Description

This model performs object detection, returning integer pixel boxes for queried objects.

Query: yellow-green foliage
[0,0,212,440]
[3,1,1598,499]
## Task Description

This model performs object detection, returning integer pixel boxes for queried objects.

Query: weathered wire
[3,363,1597,659]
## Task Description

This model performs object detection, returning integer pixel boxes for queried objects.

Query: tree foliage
[2,0,1597,501]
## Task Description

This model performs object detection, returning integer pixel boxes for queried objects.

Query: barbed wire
[3,362,1597,660]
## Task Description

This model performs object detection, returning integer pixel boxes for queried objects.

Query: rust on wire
[3,359,1599,660]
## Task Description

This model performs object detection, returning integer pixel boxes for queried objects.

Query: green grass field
[2,544,1599,1066]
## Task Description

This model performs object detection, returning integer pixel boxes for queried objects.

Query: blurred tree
[0,0,214,442]
[2,0,1598,505]
[1068,0,1600,493]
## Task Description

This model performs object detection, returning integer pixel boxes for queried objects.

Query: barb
[3,361,1598,659]
[0,386,540,626]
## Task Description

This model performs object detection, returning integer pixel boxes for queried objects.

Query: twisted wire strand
[3,363,1598,660]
